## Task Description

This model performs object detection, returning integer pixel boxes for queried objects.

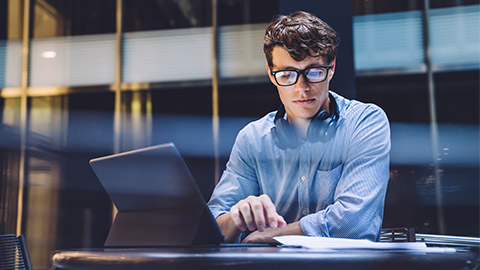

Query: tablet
[90,143,225,247]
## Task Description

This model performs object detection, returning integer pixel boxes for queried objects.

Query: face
[267,46,335,123]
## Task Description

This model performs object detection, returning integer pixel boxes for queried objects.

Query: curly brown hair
[263,11,339,67]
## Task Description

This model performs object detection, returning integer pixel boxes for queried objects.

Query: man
[207,11,390,243]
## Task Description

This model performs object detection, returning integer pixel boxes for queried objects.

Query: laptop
[89,142,226,247]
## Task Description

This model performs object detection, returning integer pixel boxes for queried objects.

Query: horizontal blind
[430,5,480,68]
[353,11,424,71]
[0,39,23,88]
[122,27,212,83]
[218,24,267,78]
[29,34,115,87]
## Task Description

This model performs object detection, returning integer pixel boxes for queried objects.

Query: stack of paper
[274,235,456,253]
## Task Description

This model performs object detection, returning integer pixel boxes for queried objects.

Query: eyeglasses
[270,63,332,86]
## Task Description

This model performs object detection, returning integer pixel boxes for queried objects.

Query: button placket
[298,144,309,216]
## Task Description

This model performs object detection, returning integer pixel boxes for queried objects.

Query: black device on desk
[90,143,226,247]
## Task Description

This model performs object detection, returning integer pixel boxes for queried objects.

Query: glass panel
[29,0,115,87]
[434,68,479,236]
[0,39,22,88]
[218,0,279,26]
[0,0,23,88]
[29,34,116,87]
[123,0,211,32]
[118,90,152,151]
[24,95,66,268]
[216,0,278,78]
[150,86,214,200]
[57,91,114,252]
[355,1,480,237]
[122,28,212,83]
[353,11,424,71]
[430,5,480,69]
[430,0,479,9]
[218,24,267,78]
[353,0,423,15]
[122,0,213,84]
[32,0,115,38]
[23,92,115,269]
[0,97,22,234]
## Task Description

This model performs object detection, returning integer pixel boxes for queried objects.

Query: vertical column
[17,0,30,236]
[112,0,123,220]
[211,0,220,184]
[422,0,445,234]
[113,0,123,154]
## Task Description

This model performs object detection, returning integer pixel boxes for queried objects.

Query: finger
[230,205,247,231]
[238,200,256,231]
[248,198,266,232]
[277,215,287,228]
[259,195,279,229]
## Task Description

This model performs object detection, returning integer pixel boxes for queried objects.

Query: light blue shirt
[207,91,390,241]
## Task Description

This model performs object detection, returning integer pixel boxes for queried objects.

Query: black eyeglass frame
[270,62,333,87]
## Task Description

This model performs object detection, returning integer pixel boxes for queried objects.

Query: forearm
[242,221,304,243]
[274,221,304,236]
[216,213,242,243]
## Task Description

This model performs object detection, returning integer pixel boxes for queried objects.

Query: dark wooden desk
[51,246,477,270]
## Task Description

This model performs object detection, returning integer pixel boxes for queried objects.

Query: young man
[207,11,390,243]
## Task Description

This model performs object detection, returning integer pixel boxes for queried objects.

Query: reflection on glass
[218,0,279,26]
[354,11,424,70]
[218,24,266,78]
[353,5,480,71]
[122,28,212,83]
[0,0,23,88]
[430,5,480,68]
[0,39,22,88]
[123,0,211,32]
[33,0,115,38]
[29,0,116,87]
[29,34,116,87]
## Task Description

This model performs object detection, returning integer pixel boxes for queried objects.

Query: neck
[288,117,310,139]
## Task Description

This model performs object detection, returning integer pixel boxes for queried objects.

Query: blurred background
[0,0,478,269]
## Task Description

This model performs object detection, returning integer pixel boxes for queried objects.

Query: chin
[299,109,320,119]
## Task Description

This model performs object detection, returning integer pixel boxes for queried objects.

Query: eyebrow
[275,63,328,71]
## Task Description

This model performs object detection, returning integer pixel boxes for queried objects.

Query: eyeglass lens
[274,67,328,86]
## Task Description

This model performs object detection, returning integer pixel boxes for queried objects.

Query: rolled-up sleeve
[300,105,391,241]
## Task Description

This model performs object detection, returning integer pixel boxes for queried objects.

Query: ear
[328,58,336,80]
[266,62,277,85]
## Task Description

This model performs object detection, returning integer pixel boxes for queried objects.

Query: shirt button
[301,175,306,181]
[302,210,308,215]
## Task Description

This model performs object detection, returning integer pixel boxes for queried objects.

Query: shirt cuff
[300,212,330,237]
[208,206,228,220]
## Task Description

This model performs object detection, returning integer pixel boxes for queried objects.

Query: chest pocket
[313,164,343,209]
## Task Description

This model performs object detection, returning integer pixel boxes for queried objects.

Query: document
[274,235,456,253]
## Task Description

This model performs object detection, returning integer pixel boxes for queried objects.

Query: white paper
[274,235,456,253]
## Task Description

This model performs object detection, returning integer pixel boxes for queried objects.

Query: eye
[305,68,328,82]
[306,68,325,78]
[276,71,296,80]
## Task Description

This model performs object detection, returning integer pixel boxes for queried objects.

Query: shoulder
[230,111,277,162]
[237,111,277,141]
[331,91,389,129]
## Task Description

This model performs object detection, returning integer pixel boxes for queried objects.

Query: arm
[216,195,286,243]
[301,105,391,240]
[208,127,285,242]
[242,221,303,244]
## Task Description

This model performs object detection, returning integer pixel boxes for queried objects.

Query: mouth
[294,98,315,105]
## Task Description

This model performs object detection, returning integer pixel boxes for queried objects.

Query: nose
[294,74,310,93]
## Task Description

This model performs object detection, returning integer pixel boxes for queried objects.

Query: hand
[242,227,279,244]
[230,194,286,232]
[242,221,304,244]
